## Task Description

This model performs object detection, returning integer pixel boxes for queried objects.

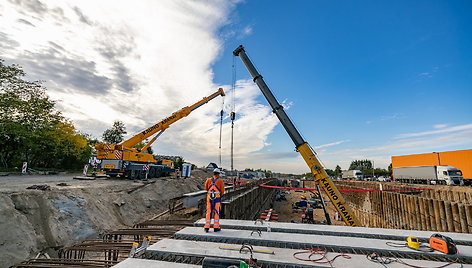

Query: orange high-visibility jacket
[204,177,225,196]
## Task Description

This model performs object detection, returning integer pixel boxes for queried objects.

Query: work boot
[214,228,221,232]
[204,228,209,233]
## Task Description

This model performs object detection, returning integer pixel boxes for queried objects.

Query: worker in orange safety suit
[204,168,225,232]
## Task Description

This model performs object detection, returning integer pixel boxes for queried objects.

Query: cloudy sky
[1,0,471,173]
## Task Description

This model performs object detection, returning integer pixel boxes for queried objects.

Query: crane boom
[120,88,225,148]
[233,45,360,226]
[95,88,225,179]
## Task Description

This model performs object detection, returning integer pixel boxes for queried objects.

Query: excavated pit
[0,171,209,268]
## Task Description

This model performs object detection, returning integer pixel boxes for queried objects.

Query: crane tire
[139,170,147,180]
[130,170,139,180]
[149,168,156,178]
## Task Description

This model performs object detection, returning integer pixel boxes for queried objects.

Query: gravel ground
[272,180,346,225]
[0,172,193,194]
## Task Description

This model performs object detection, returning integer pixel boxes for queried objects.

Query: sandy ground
[272,180,346,225]
[0,173,145,193]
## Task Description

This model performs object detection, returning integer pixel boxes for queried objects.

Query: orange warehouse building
[392,149,472,180]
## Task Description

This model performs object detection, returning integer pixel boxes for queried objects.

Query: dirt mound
[190,169,212,182]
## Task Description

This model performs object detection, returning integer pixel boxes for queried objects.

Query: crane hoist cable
[230,56,237,172]
[218,97,224,168]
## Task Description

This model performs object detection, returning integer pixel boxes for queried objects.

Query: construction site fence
[334,181,472,233]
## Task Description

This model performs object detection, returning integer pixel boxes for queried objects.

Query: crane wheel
[139,171,147,180]
[130,170,139,180]
[149,168,156,178]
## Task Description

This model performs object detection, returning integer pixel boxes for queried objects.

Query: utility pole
[372,160,374,179]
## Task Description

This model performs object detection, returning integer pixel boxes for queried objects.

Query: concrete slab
[195,219,472,245]
[112,258,200,268]
[175,227,472,262]
[146,239,469,267]
[183,186,234,208]
[183,190,207,208]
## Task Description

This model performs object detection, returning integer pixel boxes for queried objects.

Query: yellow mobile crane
[95,88,225,180]
[233,46,360,226]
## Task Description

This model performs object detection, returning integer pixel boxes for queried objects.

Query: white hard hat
[213,168,221,174]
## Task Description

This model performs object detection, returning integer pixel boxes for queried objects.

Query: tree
[174,157,184,170]
[133,139,154,154]
[102,121,127,144]
[0,59,92,169]
[388,163,392,174]
[349,159,373,171]
[264,169,272,178]
[39,121,92,169]
[334,165,342,177]
[82,133,100,147]
[325,169,335,176]
[301,172,312,178]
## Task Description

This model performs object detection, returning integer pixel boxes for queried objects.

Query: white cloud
[395,123,472,139]
[0,0,280,170]
[243,25,253,35]
[433,124,448,129]
[315,140,349,149]
[380,113,403,121]
[417,66,439,79]
[320,123,472,170]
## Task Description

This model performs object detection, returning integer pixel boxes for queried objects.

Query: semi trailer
[392,149,472,186]
[342,170,363,180]
[393,165,463,186]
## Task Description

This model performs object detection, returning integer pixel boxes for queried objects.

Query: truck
[233,45,360,226]
[95,88,225,180]
[393,165,464,186]
[392,149,472,186]
[342,170,363,180]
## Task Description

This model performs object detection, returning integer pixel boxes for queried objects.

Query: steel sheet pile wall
[335,181,472,233]
[222,179,276,220]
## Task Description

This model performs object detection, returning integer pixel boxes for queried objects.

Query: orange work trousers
[204,199,221,229]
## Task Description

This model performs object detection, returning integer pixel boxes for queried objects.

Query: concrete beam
[182,186,233,208]
[194,219,472,246]
[146,239,464,268]
[112,258,200,267]
[175,227,472,263]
